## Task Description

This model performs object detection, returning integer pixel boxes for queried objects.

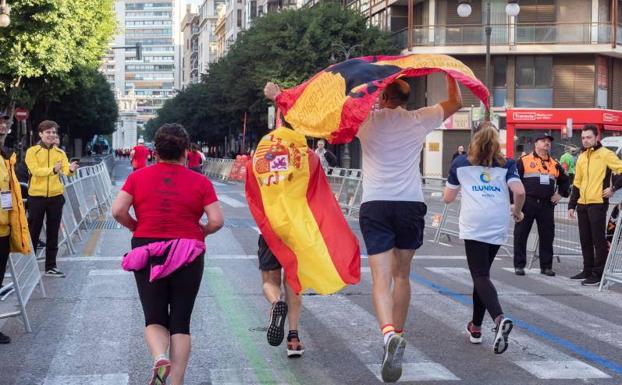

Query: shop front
[506,109,622,159]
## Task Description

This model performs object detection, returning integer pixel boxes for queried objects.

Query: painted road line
[514,360,610,380]
[304,295,460,382]
[56,257,122,262]
[411,269,617,379]
[430,267,622,351]
[252,226,261,234]
[501,267,622,311]
[88,269,126,276]
[43,373,129,385]
[219,194,247,208]
[212,181,226,187]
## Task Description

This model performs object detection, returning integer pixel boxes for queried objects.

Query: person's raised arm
[439,74,463,121]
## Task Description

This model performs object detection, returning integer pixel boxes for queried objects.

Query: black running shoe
[581,275,601,286]
[570,271,589,280]
[0,332,10,344]
[493,317,513,354]
[267,300,287,346]
[381,334,406,383]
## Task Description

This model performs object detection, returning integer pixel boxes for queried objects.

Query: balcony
[394,23,619,49]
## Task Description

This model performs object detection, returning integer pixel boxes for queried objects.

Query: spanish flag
[275,54,489,143]
[245,127,361,294]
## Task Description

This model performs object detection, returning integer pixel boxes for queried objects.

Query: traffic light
[561,125,568,139]
[135,42,143,61]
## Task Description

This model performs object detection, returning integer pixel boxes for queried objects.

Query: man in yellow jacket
[568,125,622,286]
[0,111,31,344]
[25,120,78,278]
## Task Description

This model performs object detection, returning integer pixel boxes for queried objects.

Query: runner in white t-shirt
[357,75,462,383]
[443,123,526,355]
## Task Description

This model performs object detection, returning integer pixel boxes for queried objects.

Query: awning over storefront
[506,108,622,158]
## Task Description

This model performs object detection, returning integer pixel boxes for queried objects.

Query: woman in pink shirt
[113,124,224,385]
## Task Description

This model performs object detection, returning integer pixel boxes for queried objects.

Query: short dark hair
[384,80,410,103]
[38,120,59,133]
[154,123,190,161]
[582,124,599,137]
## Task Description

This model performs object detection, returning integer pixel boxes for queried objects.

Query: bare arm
[509,181,526,221]
[111,191,137,232]
[439,74,463,121]
[443,187,460,204]
[202,201,224,235]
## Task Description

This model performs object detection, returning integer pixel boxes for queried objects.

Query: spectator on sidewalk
[186,143,203,173]
[443,122,525,355]
[314,139,337,172]
[513,133,570,277]
[568,125,622,286]
[0,112,31,344]
[112,123,224,385]
[560,146,577,185]
[451,145,466,162]
[25,121,78,278]
[131,138,150,171]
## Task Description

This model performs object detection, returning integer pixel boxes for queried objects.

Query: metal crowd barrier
[0,161,112,332]
[601,205,622,290]
[203,158,236,181]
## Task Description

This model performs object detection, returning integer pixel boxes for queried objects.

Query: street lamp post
[329,43,361,169]
[0,0,10,28]
[457,0,520,122]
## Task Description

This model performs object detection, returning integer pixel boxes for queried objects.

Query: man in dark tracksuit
[568,125,622,285]
[514,133,570,276]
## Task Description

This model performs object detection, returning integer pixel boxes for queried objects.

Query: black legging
[464,239,503,327]
[131,237,204,335]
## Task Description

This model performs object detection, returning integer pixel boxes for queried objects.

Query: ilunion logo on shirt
[472,171,501,194]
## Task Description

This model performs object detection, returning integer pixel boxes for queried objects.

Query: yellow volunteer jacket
[25,144,74,198]
[568,143,622,209]
[0,152,31,254]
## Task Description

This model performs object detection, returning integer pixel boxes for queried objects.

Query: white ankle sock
[383,331,395,345]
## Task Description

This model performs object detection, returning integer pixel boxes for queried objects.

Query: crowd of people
[2,74,620,385]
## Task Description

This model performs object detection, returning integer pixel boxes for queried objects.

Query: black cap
[534,133,554,142]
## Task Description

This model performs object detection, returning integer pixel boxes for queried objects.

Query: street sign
[14,108,29,121]
[267,106,275,129]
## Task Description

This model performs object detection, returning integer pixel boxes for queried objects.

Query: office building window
[237,9,242,27]
[515,55,553,107]
[493,57,507,107]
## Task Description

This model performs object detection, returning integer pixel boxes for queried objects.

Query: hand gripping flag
[245,127,361,294]
[274,54,489,143]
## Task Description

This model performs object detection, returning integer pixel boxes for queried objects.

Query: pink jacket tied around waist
[122,239,206,282]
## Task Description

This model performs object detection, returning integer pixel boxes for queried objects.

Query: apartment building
[103,0,185,149]
[181,6,200,85]
[342,0,622,176]
[198,0,224,74]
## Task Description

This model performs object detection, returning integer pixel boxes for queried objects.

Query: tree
[146,4,398,148]
[0,0,116,113]
[44,67,118,143]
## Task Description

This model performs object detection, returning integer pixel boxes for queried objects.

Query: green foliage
[146,4,398,145]
[44,66,118,140]
[0,0,116,109]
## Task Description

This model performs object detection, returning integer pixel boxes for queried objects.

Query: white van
[600,136,622,159]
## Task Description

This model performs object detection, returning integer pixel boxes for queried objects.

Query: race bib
[539,174,550,185]
[1,191,12,210]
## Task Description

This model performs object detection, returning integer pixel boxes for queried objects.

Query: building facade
[344,0,622,176]
[103,0,184,149]
[181,5,200,86]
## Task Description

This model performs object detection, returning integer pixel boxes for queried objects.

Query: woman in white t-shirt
[443,123,526,355]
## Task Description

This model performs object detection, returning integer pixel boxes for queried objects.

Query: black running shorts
[359,200,427,255]
[258,235,282,271]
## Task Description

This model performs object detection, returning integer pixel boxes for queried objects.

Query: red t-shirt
[121,163,218,241]
[132,145,150,169]
[187,151,202,168]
